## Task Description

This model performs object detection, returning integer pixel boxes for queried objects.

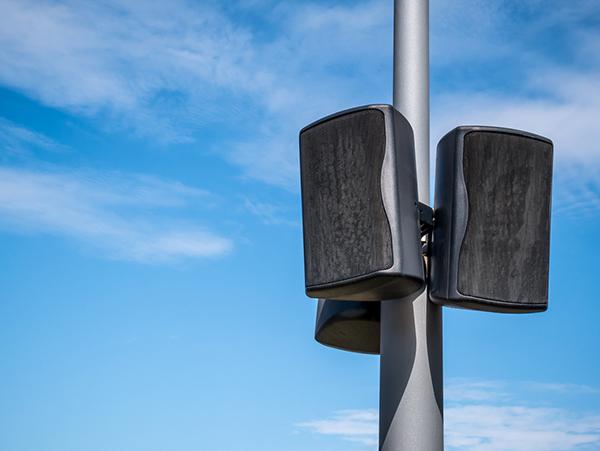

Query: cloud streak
[0,0,268,140]
[296,409,378,447]
[431,70,600,217]
[243,197,298,226]
[0,117,64,159]
[0,0,599,203]
[446,404,600,451]
[0,165,232,262]
[0,0,392,187]
[297,379,600,450]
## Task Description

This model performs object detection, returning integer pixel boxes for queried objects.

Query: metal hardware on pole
[379,0,444,449]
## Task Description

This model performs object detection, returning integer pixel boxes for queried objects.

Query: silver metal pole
[379,0,443,449]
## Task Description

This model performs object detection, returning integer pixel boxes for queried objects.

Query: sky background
[0,0,599,450]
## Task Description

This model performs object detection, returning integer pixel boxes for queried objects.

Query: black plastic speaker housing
[300,105,424,301]
[315,299,380,354]
[430,126,553,313]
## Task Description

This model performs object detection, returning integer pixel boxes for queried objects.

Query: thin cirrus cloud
[296,409,379,447]
[0,0,391,188]
[0,0,266,140]
[445,404,600,451]
[297,379,600,450]
[243,197,299,227]
[0,117,64,158]
[431,71,600,217]
[0,164,232,262]
[444,379,600,403]
[430,0,600,217]
[0,0,599,200]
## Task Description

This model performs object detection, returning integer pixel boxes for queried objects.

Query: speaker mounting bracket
[417,202,434,236]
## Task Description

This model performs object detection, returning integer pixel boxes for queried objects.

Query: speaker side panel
[300,110,393,288]
[458,131,553,306]
[390,109,424,282]
[430,130,460,303]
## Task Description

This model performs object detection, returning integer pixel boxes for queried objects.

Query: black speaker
[430,126,553,313]
[300,105,424,301]
[315,299,380,354]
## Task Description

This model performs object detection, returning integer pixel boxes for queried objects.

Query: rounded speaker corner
[308,272,425,302]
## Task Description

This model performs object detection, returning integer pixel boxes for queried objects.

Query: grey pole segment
[392,0,429,198]
[379,0,444,449]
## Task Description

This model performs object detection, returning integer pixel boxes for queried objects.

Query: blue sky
[0,0,599,450]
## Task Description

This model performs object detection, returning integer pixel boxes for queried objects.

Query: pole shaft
[379,1,444,450]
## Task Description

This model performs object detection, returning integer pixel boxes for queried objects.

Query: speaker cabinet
[300,105,424,301]
[315,299,380,354]
[430,126,553,313]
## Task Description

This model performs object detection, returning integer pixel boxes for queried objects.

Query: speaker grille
[458,131,553,304]
[301,110,393,286]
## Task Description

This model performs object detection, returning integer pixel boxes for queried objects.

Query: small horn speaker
[315,299,380,354]
[430,126,553,313]
[300,105,424,301]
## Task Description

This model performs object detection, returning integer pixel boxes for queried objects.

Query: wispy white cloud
[298,379,600,450]
[523,382,600,395]
[446,378,600,400]
[0,0,269,140]
[296,409,378,447]
[0,165,232,262]
[550,163,600,218]
[431,0,600,68]
[445,378,509,403]
[428,0,600,217]
[445,379,600,450]
[431,69,600,217]
[0,0,599,201]
[432,72,600,164]
[446,404,600,451]
[0,0,391,186]
[0,117,63,158]
[243,197,298,226]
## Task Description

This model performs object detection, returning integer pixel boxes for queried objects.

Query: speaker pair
[300,105,553,352]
